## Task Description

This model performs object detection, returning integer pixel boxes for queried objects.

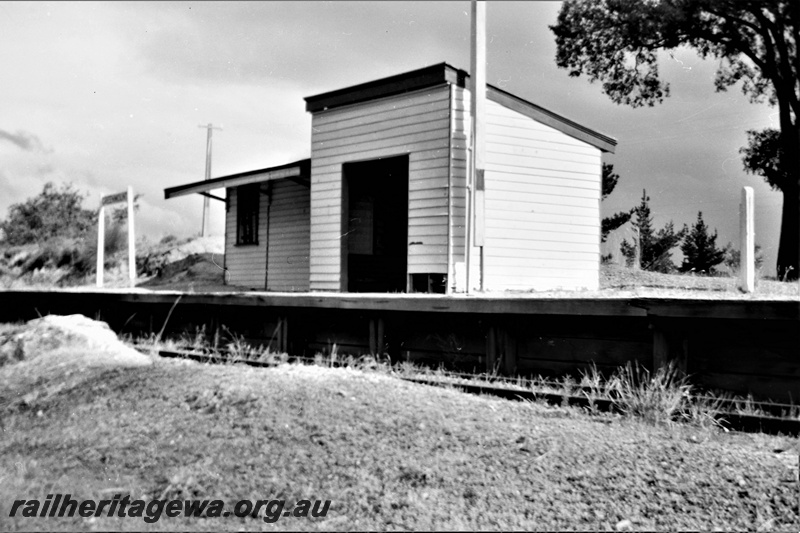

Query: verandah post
[127,186,136,287]
[96,202,105,288]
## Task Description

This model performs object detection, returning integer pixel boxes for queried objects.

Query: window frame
[236,183,260,246]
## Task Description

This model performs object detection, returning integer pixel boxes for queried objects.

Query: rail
[138,345,800,437]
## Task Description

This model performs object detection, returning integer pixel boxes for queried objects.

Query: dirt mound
[0,314,151,369]
[0,315,152,412]
[137,253,226,289]
[137,236,223,276]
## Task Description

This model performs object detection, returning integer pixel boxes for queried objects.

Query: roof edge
[164,158,310,200]
[487,86,617,153]
[304,62,467,113]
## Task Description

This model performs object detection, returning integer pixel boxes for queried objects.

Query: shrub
[722,242,765,273]
[0,182,95,245]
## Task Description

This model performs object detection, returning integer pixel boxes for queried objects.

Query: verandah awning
[164,158,311,200]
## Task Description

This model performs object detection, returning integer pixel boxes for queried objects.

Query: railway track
[137,345,800,437]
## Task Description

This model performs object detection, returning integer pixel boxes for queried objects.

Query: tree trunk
[775,117,800,282]
[776,180,799,281]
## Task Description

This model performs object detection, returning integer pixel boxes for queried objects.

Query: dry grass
[1,354,798,531]
[132,261,799,299]
[2,239,798,299]
[599,264,799,299]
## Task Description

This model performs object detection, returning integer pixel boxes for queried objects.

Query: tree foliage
[740,128,789,191]
[680,212,725,273]
[601,163,633,242]
[722,241,765,271]
[620,190,687,272]
[551,0,799,280]
[0,182,95,245]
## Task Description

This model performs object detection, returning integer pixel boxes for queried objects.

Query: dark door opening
[343,155,408,292]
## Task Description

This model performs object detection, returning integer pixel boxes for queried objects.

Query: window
[236,184,260,245]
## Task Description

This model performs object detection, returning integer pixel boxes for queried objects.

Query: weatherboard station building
[164,63,616,294]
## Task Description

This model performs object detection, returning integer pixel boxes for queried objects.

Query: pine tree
[680,212,725,274]
[620,190,686,273]
[601,163,633,243]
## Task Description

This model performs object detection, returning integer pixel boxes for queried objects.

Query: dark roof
[164,159,310,200]
[304,63,467,113]
[304,62,616,153]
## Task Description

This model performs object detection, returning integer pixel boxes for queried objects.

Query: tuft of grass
[682,391,729,431]
[607,361,691,425]
[579,364,607,415]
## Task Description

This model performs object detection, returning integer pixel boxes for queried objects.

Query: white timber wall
[224,187,268,289]
[309,85,453,291]
[483,98,602,291]
[266,179,310,291]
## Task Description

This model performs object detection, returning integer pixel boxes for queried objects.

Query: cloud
[134,2,475,91]
[0,129,52,153]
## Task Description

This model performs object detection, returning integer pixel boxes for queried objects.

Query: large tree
[550,0,799,280]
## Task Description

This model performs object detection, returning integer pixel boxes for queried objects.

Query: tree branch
[750,6,800,116]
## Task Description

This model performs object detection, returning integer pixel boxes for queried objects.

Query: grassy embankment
[1,340,798,531]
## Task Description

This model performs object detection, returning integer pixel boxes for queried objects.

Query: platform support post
[651,320,688,376]
[377,317,385,357]
[486,323,517,376]
[501,328,517,376]
[486,325,497,374]
[281,316,289,354]
[272,316,289,354]
[369,317,385,357]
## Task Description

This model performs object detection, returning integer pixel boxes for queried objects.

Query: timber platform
[1,289,798,402]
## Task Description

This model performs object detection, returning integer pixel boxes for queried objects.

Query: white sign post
[738,186,755,293]
[96,188,136,288]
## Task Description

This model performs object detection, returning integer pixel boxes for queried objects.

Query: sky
[0,1,784,273]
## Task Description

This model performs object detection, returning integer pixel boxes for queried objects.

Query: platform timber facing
[1,290,798,402]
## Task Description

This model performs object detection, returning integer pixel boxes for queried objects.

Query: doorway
[343,155,408,292]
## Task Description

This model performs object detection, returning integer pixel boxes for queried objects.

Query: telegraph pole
[198,123,222,237]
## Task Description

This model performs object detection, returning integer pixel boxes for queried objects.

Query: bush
[722,242,765,273]
[0,182,95,245]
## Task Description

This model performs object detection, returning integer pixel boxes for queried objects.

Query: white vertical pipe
[127,186,136,287]
[468,0,486,292]
[739,186,755,292]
